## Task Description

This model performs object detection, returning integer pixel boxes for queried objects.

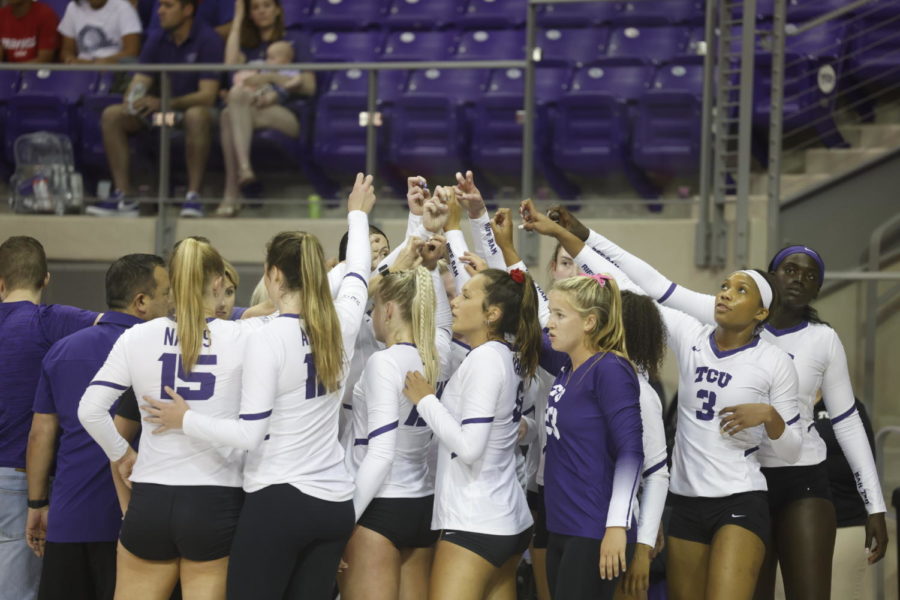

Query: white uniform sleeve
[584,229,716,324]
[572,246,644,296]
[352,352,401,520]
[506,260,550,328]
[636,379,669,547]
[822,332,886,513]
[328,262,349,299]
[336,211,372,357]
[182,328,278,450]
[469,213,506,270]
[656,304,708,364]
[445,229,472,291]
[765,352,803,464]
[78,334,133,462]
[518,380,539,446]
[375,213,428,273]
[415,348,503,465]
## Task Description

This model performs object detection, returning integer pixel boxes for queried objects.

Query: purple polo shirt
[540,339,644,541]
[138,18,224,99]
[0,301,97,469]
[148,0,234,32]
[33,311,143,543]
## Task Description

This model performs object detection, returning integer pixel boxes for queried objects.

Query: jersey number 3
[695,389,717,421]
[159,353,217,401]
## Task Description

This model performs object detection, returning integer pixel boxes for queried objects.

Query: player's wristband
[27,499,48,509]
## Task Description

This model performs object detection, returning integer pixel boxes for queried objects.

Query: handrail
[789,0,876,36]
[0,60,527,72]
[874,425,900,600]
[864,213,900,417]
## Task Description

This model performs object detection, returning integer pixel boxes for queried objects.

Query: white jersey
[79,315,272,487]
[578,229,886,514]
[339,314,382,448]
[526,367,553,490]
[662,306,803,498]
[416,340,533,535]
[635,374,669,547]
[347,344,434,514]
[180,210,372,501]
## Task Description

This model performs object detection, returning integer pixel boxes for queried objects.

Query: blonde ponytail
[169,238,225,373]
[377,266,439,387]
[266,231,344,393]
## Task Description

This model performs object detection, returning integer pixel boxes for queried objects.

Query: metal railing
[875,425,900,600]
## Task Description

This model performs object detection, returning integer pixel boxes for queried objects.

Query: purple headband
[768,246,825,283]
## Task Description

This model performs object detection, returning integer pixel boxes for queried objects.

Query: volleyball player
[550,206,888,597]
[79,237,276,600]
[26,254,169,600]
[0,236,101,600]
[340,251,452,600]
[142,173,377,599]
[217,260,245,320]
[402,267,541,600]
[521,201,804,600]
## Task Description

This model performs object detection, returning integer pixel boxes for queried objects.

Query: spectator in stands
[25,254,170,600]
[89,0,224,218]
[58,0,142,64]
[146,0,233,38]
[215,0,314,217]
[0,0,59,62]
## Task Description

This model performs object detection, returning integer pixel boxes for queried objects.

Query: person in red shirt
[0,0,59,62]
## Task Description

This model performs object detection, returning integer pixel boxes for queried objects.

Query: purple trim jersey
[33,311,143,543]
[0,301,97,469]
[541,340,643,541]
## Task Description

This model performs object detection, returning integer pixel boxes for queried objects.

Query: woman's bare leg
[113,542,179,600]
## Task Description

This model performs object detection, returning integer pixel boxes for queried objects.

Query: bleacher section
[2,0,899,200]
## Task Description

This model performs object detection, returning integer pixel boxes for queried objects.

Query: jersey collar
[708,332,760,359]
[763,321,809,337]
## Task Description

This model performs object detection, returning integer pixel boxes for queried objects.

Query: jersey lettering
[695,389,717,421]
[404,405,428,427]
[304,353,327,399]
[512,381,525,423]
[693,366,732,388]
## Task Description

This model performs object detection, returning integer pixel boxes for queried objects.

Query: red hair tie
[509,269,526,284]
[582,273,611,287]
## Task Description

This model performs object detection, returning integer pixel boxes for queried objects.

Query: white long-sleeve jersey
[416,340,533,535]
[635,374,669,547]
[580,229,885,513]
[178,210,372,501]
[78,315,273,487]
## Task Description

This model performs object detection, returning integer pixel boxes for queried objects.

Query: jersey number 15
[159,353,217,401]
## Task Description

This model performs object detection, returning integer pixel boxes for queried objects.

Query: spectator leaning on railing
[0,0,59,63]
[215,0,315,217]
[58,0,143,65]
[88,0,224,219]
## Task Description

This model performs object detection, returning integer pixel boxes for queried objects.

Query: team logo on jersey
[693,366,732,388]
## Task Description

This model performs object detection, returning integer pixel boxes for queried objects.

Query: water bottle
[127,81,147,116]
[308,193,321,219]
[33,176,51,213]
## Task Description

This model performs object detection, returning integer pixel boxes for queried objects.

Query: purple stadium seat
[605,26,691,64]
[468,67,572,178]
[387,68,491,177]
[461,0,527,28]
[752,0,852,22]
[632,63,703,175]
[381,30,458,61]
[841,18,899,121]
[310,30,384,62]
[384,0,468,30]
[6,70,97,163]
[537,27,610,67]
[283,0,315,28]
[0,71,20,170]
[455,29,525,61]
[306,0,389,30]
[614,0,704,25]
[537,2,620,27]
[549,64,657,197]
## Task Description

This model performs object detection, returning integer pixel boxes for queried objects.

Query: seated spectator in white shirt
[58,0,142,64]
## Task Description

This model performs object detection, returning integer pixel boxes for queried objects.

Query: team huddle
[0,171,888,600]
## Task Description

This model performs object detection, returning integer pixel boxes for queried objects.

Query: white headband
[739,270,773,310]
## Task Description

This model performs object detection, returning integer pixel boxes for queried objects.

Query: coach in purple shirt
[0,236,100,600]
[25,253,170,600]
[92,0,224,218]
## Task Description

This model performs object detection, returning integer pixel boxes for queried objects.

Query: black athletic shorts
[527,486,549,549]
[667,491,770,546]
[761,462,833,512]
[358,496,439,549]
[440,526,533,568]
[120,483,244,561]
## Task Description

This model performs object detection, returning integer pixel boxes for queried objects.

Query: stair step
[804,148,889,174]
[841,124,900,148]
[751,173,831,197]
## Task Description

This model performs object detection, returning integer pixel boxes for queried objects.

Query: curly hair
[620,291,667,379]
